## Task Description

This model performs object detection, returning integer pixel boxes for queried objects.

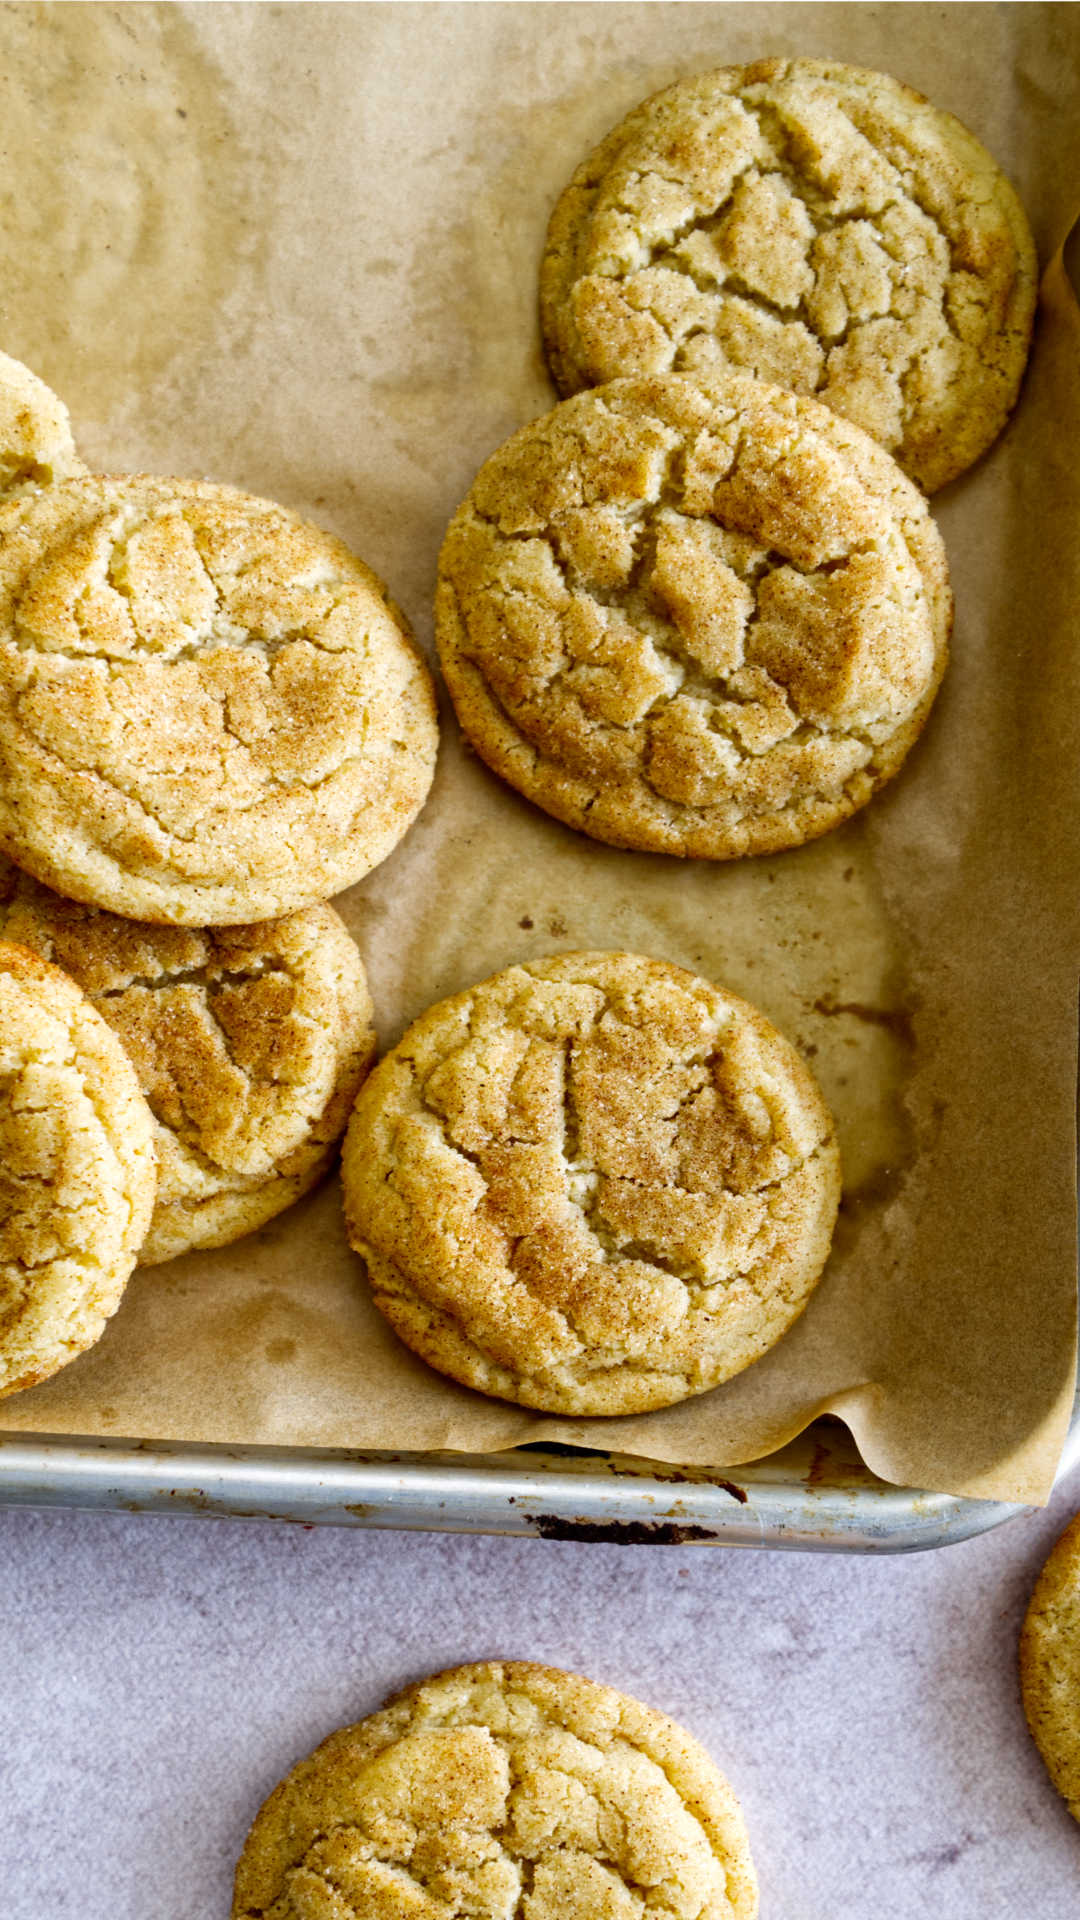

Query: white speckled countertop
[2,1472,1079,1917]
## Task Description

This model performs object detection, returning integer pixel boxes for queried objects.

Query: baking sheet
[1,2,1078,1502]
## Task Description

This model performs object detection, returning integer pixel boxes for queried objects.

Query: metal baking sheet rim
[1,1390,1077,1552]
[4,1120,1078,1555]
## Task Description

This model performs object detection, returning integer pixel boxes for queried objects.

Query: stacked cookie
[0,354,439,1396]
[0,939,156,1396]
[436,370,951,858]
[436,57,1036,858]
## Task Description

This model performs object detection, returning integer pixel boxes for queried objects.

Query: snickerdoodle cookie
[436,371,950,859]
[232,1661,758,1920]
[1020,1510,1080,1822]
[0,350,83,497]
[0,939,156,1397]
[342,952,840,1416]
[541,59,1037,494]
[0,858,376,1264]
[0,476,438,924]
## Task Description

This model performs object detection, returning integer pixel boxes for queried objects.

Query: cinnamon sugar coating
[0,476,438,924]
[0,351,84,498]
[542,58,1037,493]
[232,1662,757,1920]
[0,858,375,1262]
[437,372,950,859]
[342,952,840,1416]
[0,939,156,1397]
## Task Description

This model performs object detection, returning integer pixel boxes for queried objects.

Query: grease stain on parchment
[0,2,258,421]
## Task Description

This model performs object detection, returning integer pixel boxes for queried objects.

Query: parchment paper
[1,3,1078,1502]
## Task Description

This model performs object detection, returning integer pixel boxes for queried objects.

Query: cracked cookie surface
[0,476,439,924]
[1020,1511,1080,1823]
[0,938,156,1397]
[437,371,950,860]
[342,952,840,1416]
[542,58,1037,494]
[0,857,376,1263]
[0,351,83,499]
[232,1661,758,1920]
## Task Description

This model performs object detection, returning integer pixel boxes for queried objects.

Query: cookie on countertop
[232,1660,758,1920]
[0,476,439,925]
[0,939,156,1397]
[437,371,950,860]
[0,858,377,1264]
[542,58,1037,494]
[342,951,840,1416]
[1020,1510,1080,1822]
[0,350,84,497]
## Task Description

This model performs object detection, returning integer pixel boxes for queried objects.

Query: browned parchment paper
[2,3,1079,1502]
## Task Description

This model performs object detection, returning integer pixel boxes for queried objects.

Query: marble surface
[1,1466,1079,1918]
